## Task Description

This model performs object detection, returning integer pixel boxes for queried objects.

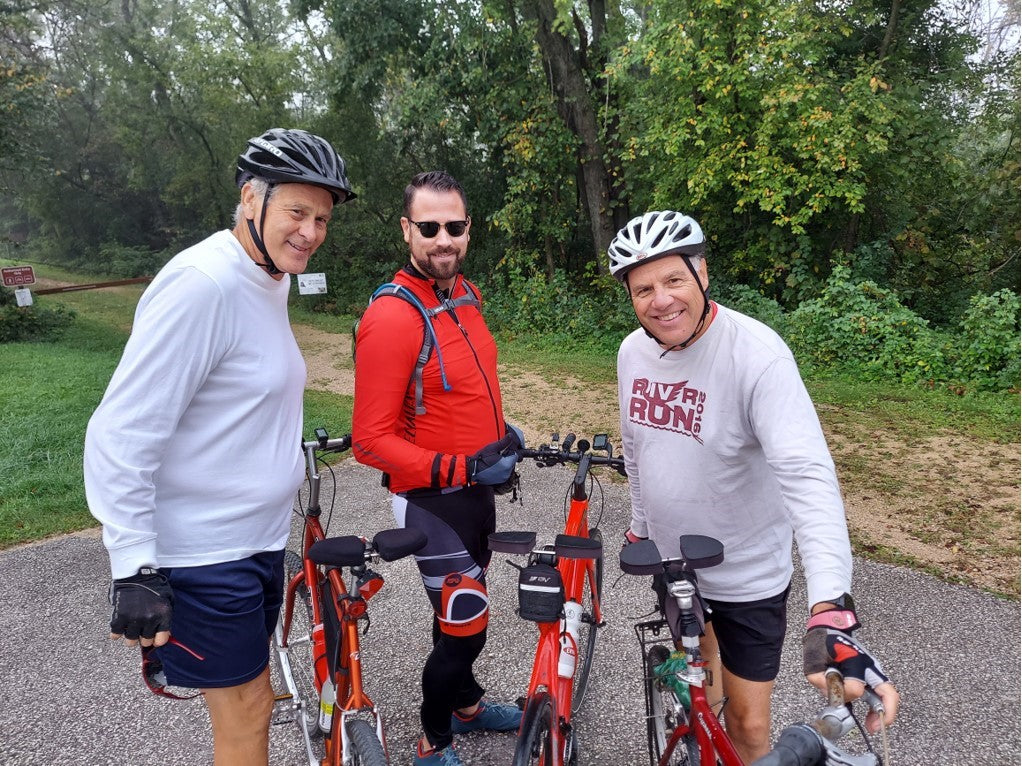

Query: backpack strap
[366,281,481,415]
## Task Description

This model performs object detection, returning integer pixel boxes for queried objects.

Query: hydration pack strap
[368,281,481,415]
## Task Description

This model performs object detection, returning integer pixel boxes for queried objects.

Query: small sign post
[2,266,36,287]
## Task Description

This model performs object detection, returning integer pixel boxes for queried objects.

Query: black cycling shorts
[704,584,791,683]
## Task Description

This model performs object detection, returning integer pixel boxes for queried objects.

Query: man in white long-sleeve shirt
[84,128,354,766]
[609,211,899,761]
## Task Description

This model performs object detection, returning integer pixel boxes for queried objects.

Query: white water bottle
[557,601,583,678]
[318,676,335,734]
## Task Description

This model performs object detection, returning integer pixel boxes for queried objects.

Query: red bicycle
[620,535,886,766]
[272,428,426,766]
[488,433,626,766]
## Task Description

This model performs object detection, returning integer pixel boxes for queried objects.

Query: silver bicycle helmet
[236,128,355,204]
[607,211,705,281]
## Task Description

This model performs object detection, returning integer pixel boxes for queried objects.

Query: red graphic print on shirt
[628,377,705,444]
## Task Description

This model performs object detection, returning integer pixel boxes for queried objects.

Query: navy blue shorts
[705,584,791,683]
[156,550,285,689]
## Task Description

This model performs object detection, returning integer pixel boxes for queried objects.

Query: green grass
[807,374,1020,443]
[0,341,119,545]
[0,263,357,549]
[495,332,618,385]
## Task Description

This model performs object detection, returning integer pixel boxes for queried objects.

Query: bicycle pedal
[270,710,297,726]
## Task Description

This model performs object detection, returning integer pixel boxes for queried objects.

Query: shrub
[787,266,949,384]
[713,283,789,336]
[479,255,634,354]
[97,243,169,279]
[0,287,76,342]
[951,289,1021,391]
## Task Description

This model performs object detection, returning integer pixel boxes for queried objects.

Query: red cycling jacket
[352,265,505,493]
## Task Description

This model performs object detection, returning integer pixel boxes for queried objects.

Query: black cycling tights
[394,484,497,749]
[422,622,487,748]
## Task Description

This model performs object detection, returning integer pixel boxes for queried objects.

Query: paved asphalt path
[2,457,1018,766]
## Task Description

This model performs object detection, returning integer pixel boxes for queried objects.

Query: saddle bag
[517,562,564,623]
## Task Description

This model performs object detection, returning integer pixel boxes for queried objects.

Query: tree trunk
[527,0,616,271]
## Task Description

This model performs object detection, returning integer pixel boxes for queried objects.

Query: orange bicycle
[272,427,426,766]
[488,433,626,766]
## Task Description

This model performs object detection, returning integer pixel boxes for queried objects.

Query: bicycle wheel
[570,527,604,715]
[344,719,388,766]
[273,550,321,741]
[512,692,556,766]
[645,645,700,766]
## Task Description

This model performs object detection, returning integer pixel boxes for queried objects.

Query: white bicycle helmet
[607,211,705,281]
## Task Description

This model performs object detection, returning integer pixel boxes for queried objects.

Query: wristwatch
[806,592,859,631]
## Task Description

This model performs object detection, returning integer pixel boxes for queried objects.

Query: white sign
[297,272,328,295]
[15,287,33,307]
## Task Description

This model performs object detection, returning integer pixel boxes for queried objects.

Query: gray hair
[232,177,277,227]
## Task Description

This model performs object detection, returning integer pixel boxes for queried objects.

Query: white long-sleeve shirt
[84,230,306,579]
[617,303,851,607]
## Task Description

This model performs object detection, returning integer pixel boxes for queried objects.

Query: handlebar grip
[562,433,575,451]
[748,725,824,766]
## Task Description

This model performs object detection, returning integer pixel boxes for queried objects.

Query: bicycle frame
[657,650,742,766]
[282,522,385,765]
[276,433,389,766]
[625,537,883,766]
[494,435,624,766]
[520,454,604,764]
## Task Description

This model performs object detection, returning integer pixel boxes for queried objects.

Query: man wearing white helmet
[610,211,900,760]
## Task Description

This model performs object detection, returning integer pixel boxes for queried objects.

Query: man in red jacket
[353,170,522,766]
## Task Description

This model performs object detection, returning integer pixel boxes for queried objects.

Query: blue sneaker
[451,699,523,734]
[414,740,464,765]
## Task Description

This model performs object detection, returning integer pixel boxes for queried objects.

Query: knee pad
[438,573,489,637]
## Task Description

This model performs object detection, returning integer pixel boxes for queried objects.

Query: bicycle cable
[318,454,338,532]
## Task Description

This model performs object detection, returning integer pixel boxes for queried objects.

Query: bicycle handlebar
[517,432,626,477]
[746,668,880,766]
[299,429,352,516]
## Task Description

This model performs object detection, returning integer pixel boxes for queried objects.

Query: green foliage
[480,254,633,354]
[787,266,950,384]
[97,243,170,279]
[712,283,789,336]
[951,290,1021,391]
[612,0,895,293]
[0,288,75,343]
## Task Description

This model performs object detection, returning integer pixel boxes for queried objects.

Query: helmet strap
[634,254,711,356]
[248,184,282,275]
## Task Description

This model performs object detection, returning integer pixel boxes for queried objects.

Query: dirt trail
[297,323,1020,596]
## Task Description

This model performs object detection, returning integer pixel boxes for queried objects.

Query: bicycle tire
[570,526,603,715]
[344,718,389,766]
[645,644,700,766]
[273,550,322,742]
[512,691,556,766]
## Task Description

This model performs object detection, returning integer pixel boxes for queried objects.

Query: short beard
[412,248,464,282]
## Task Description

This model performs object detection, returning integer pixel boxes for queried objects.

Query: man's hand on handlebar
[467,422,525,492]
[802,597,900,733]
[109,568,173,648]
[622,528,647,549]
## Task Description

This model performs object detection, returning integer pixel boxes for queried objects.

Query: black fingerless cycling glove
[109,568,173,641]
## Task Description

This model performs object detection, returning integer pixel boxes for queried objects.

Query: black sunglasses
[408,219,469,238]
[141,639,205,700]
